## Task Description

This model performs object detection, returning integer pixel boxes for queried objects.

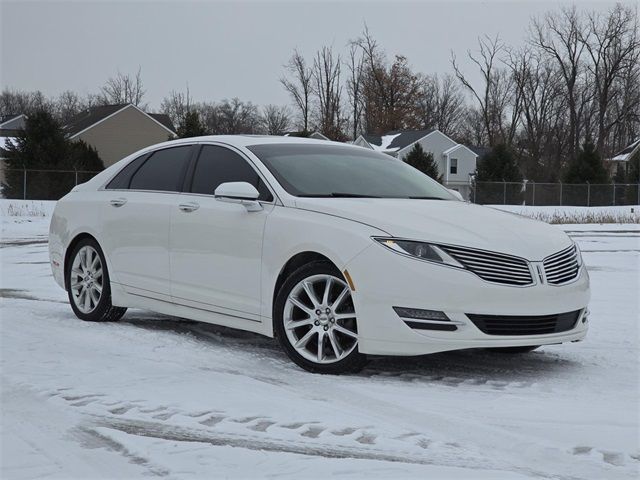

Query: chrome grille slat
[440,245,534,286]
[543,245,580,285]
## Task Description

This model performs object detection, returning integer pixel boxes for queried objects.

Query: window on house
[450,158,458,175]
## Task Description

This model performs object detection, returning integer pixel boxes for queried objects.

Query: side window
[105,154,148,189]
[129,146,192,192]
[450,158,458,175]
[190,145,274,202]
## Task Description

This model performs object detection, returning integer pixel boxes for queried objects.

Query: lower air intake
[466,310,581,336]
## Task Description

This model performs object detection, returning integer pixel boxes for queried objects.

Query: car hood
[294,198,572,261]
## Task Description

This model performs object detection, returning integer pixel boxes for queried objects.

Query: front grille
[544,245,580,285]
[439,245,534,286]
[467,310,581,336]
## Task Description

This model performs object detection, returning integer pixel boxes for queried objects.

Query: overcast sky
[0,0,628,112]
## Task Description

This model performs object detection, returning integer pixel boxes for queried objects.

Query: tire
[486,345,540,354]
[65,237,127,322]
[274,261,367,374]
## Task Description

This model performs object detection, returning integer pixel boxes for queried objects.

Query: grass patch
[2,202,48,217]
[516,210,639,224]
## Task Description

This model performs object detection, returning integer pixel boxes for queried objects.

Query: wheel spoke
[294,329,315,348]
[334,312,356,321]
[83,287,91,310]
[71,268,83,278]
[92,282,103,294]
[89,287,100,305]
[93,268,103,280]
[333,324,358,339]
[331,287,349,311]
[289,296,314,315]
[285,318,312,331]
[317,330,324,362]
[328,330,341,358]
[90,253,100,271]
[322,277,332,305]
[302,281,320,307]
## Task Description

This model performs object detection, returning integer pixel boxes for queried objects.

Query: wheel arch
[273,251,338,307]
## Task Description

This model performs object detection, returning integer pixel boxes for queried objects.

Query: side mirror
[214,182,263,212]
[447,189,464,201]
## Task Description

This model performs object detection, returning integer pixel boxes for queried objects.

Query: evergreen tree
[176,110,208,138]
[563,141,609,184]
[1,110,104,199]
[404,143,443,183]
[475,144,522,182]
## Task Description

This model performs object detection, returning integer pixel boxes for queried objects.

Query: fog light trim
[393,307,450,321]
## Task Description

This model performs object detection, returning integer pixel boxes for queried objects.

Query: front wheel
[66,238,127,322]
[274,261,367,374]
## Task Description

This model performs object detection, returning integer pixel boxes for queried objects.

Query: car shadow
[120,310,584,385]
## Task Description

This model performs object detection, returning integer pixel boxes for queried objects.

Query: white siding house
[354,129,478,200]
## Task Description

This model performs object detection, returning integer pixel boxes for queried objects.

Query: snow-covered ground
[1,201,639,479]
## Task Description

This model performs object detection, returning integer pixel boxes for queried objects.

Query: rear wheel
[66,238,127,322]
[274,261,367,374]
[487,346,540,354]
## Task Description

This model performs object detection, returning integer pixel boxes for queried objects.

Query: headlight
[373,238,463,268]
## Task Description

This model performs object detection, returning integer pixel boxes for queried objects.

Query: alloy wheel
[70,245,103,314]
[283,274,358,364]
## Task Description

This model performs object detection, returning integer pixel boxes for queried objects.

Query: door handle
[178,202,200,213]
[109,198,127,207]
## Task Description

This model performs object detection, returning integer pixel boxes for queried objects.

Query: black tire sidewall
[65,238,118,322]
[273,261,366,374]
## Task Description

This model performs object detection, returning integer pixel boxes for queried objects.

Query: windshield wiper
[297,193,382,198]
[408,196,447,200]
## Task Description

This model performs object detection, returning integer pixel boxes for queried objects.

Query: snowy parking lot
[1,202,639,479]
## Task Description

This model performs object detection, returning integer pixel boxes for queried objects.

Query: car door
[169,144,275,320]
[101,145,194,301]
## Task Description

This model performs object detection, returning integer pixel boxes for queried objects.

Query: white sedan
[49,136,590,373]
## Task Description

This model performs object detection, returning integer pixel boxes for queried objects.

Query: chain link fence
[1,169,102,200]
[473,181,640,206]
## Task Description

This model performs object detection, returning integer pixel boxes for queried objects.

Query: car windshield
[247,143,454,199]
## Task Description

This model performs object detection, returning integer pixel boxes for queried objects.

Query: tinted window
[129,146,192,192]
[190,145,273,202]
[247,144,454,200]
[105,154,148,189]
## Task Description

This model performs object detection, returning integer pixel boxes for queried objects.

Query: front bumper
[345,244,590,356]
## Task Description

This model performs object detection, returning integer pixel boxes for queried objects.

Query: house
[65,104,176,168]
[354,129,478,200]
[607,139,639,176]
[284,131,329,140]
[0,114,26,185]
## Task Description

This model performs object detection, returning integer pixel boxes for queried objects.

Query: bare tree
[161,86,193,127]
[582,4,640,156]
[417,73,466,138]
[345,44,365,139]
[531,7,589,161]
[0,88,53,117]
[451,35,519,147]
[260,104,291,135]
[55,90,84,124]
[312,46,344,139]
[280,50,314,132]
[100,67,146,107]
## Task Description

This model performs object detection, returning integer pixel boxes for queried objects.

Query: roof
[469,145,491,159]
[148,113,176,133]
[284,131,329,140]
[362,129,435,152]
[611,139,640,162]
[0,114,27,130]
[65,104,175,138]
